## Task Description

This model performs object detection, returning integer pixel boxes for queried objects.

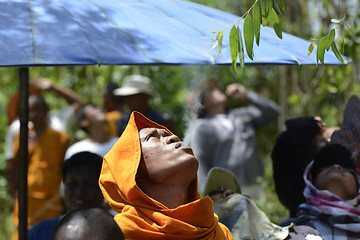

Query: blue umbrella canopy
[0,0,347,67]
[0,1,348,239]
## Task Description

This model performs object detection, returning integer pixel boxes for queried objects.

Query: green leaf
[331,42,345,64]
[323,0,330,10]
[325,29,335,51]
[261,0,272,18]
[268,8,280,27]
[244,14,254,60]
[217,31,224,54]
[237,26,245,68]
[273,0,284,15]
[278,0,285,11]
[317,36,326,64]
[331,18,342,24]
[253,3,261,46]
[274,23,282,39]
[229,26,239,72]
[308,41,316,56]
[262,15,269,27]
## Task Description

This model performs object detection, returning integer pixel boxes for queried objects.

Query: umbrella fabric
[0,0,347,67]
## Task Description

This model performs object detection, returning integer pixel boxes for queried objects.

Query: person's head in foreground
[311,143,359,200]
[99,111,233,239]
[63,151,105,212]
[300,143,360,235]
[50,208,124,240]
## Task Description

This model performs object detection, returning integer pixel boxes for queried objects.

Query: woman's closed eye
[145,134,155,141]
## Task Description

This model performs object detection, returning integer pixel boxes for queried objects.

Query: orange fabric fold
[99,111,233,240]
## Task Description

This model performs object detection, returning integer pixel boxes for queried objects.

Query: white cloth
[64,137,118,159]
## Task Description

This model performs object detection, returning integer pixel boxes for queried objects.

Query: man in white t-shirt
[65,104,118,159]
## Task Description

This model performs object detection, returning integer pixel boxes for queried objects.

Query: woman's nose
[165,134,180,144]
[331,164,343,170]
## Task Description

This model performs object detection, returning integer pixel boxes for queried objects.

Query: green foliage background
[1,0,359,238]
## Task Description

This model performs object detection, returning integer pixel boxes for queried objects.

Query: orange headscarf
[99,111,233,240]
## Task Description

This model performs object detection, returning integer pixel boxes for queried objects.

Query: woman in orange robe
[99,111,233,240]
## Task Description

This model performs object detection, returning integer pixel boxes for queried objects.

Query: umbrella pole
[18,67,29,240]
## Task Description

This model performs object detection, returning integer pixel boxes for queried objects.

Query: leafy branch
[212,0,285,71]
[308,7,347,65]
[213,0,348,70]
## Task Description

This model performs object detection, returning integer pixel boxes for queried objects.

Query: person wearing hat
[99,111,233,240]
[114,74,175,135]
[284,144,360,239]
[203,167,321,240]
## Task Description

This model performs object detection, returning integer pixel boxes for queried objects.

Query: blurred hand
[225,83,247,101]
[314,116,327,134]
[30,78,53,91]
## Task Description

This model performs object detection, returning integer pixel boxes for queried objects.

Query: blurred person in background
[187,77,281,198]
[271,116,328,218]
[7,94,70,239]
[114,74,175,135]
[102,82,124,137]
[65,104,118,159]
[5,77,84,164]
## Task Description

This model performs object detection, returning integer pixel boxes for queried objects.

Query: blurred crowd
[5,75,360,239]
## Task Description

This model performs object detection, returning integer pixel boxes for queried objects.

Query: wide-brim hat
[203,167,241,197]
[114,74,154,97]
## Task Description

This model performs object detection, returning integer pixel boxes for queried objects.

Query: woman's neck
[137,177,196,209]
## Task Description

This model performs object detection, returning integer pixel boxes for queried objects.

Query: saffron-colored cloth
[99,111,233,240]
[12,128,69,228]
[106,110,122,137]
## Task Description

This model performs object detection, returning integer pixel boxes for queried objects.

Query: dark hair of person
[29,94,50,112]
[50,208,125,240]
[63,151,103,180]
[75,103,97,133]
[312,144,358,190]
[103,82,119,97]
[197,77,224,118]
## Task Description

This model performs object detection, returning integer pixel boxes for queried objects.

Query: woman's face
[137,127,198,184]
[202,88,227,112]
[314,164,357,200]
